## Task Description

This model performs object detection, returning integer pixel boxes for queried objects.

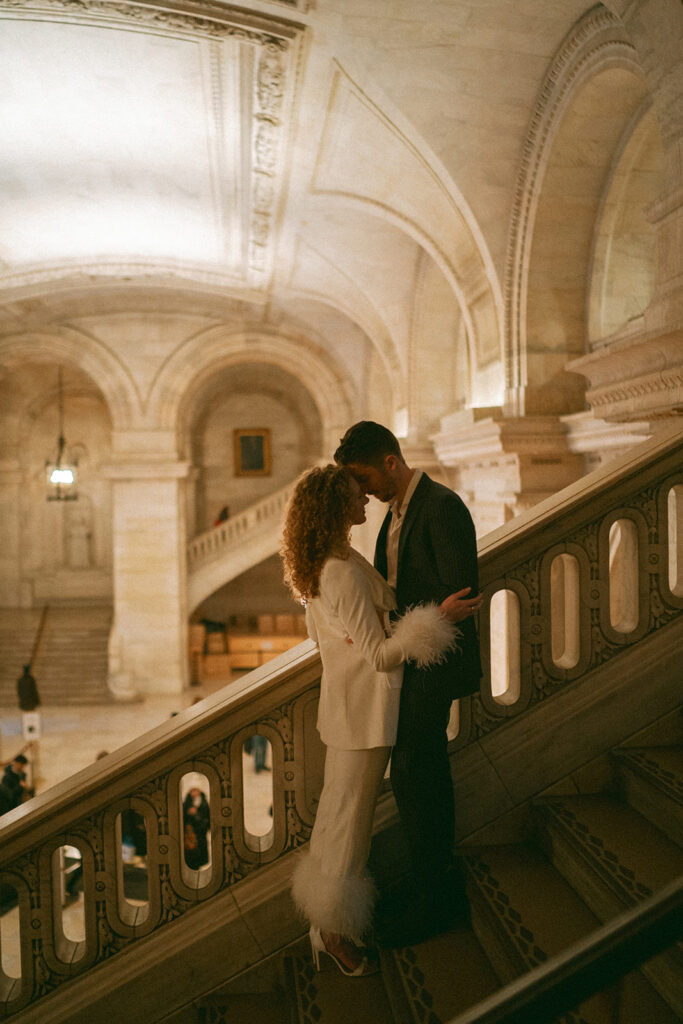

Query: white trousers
[291,744,390,940]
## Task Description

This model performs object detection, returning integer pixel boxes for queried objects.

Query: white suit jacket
[305,548,405,750]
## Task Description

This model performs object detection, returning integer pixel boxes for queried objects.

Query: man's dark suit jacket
[374,473,482,699]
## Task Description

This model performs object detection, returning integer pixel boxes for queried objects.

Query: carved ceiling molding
[249,40,288,279]
[503,4,641,414]
[0,260,251,299]
[0,0,303,43]
[0,0,305,294]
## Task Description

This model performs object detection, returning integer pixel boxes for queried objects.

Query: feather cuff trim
[390,603,460,668]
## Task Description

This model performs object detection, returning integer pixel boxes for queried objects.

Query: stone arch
[0,327,138,431]
[319,193,498,382]
[587,102,664,341]
[309,57,504,383]
[150,326,356,456]
[504,5,646,415]
[283,241,405,407]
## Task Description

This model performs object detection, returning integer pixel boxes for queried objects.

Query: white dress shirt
[386,469,423,587]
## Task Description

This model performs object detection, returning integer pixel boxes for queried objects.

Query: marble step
[0,608,112,704]
[386,924,498,1024]
[283,941,394,1024]
[536,794,683,1019]
[198,990,291,1023]
[463,843,676,1024]
[612,746,683,848]
[199,934,395,1024]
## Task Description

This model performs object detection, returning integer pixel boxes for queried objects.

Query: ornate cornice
[0,0,305,293]
[569,328,683,419]
[0,0,304,41]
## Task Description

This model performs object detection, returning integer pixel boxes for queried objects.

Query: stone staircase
[192,727,683,1024]
[2,424,681,1024]
[0,606,112,705]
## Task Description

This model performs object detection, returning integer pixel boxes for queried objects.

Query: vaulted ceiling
[0,0,652,433]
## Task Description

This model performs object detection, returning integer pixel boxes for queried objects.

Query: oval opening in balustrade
[609,519,639,633]
[550,553,581,669]
[180,774,212,884]
[489,589,521,705]
[668,485,683,596]
[0,882,21,981]
[116,810,149,918]
[53,845,85,946]
[446,700,460,741]
[242,735,274,851]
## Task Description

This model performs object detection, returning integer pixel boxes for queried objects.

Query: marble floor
[0,674,275,981]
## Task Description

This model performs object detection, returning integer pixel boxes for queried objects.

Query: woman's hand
[440,587,482,623]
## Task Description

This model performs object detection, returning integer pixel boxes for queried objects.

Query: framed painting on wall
[234,428,271,476]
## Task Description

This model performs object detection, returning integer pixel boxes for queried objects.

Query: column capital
[432,410,583,533]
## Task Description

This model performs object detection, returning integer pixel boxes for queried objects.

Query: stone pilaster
[432,409,583,536]
[0,459,22,607]
[101,453,190,698]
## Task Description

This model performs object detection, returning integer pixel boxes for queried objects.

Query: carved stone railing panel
[1,427,681,1018]
[470,424,683,744]
[0,648,323,1016]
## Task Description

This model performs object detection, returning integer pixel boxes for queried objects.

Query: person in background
[17,664,40,711]
[2,754,30,809]
[183,787,211,870]
[251,734,270,773]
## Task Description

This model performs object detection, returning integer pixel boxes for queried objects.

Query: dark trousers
[390,667,461,900]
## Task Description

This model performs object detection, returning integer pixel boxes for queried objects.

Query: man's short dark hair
[14,754,28,765]
[334,421,404,467]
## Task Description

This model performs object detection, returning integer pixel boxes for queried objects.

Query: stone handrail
[449,874,683,1023]
[1,423,681,1018]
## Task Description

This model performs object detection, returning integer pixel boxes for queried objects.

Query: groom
[335,421,482,945]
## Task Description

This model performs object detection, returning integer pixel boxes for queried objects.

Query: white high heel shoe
[309,926,379,977]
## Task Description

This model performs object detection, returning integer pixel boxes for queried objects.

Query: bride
[281,464,478,976]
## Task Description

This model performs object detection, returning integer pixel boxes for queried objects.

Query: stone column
[101,457,190,698]
[0,459,22,607]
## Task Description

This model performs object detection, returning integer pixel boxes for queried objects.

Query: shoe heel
[309,926,323,971]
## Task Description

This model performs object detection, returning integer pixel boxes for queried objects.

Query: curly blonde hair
[281,465,355,601]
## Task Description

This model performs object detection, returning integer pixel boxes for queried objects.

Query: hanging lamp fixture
[46,368,78,501]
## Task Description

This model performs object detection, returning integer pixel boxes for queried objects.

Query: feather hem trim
[291,849,376,940]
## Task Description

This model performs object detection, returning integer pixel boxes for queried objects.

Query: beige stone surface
[0,0,681,692]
